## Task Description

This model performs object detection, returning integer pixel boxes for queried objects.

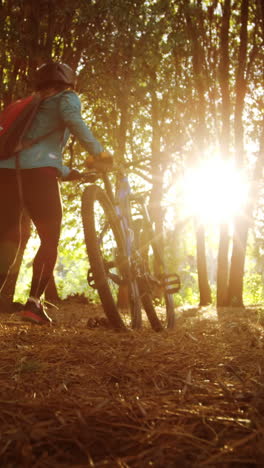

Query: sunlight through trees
[1,0,263,307]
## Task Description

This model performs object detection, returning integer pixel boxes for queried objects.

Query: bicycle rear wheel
[134,219,179,329]
[81,185,142,330]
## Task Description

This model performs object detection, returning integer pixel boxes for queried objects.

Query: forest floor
[0,297,264,467]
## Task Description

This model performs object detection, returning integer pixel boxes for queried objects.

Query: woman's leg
[1,210,31,301]
[22,169,62,300]
[0,170,21,294]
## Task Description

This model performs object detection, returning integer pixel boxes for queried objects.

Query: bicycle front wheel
[81,185,142,330]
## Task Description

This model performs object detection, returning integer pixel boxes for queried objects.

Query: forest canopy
[0,0,263,307]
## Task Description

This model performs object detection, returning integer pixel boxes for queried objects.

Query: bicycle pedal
[87,269,97,289]
[163,274,181,293]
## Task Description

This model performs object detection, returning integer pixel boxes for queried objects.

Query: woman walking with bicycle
[0,62,111,324]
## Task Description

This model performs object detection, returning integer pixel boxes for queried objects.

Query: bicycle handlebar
[62,155,153,185]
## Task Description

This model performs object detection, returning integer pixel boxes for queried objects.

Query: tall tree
[227,0,259,306]
[217,0,231,307]
[183,0,212,305]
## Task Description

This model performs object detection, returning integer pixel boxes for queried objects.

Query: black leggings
[0,168,62,298]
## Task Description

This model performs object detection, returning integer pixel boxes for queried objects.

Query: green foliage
[54,183,95,300]
[2,0,263,307]
[244,272,264,305]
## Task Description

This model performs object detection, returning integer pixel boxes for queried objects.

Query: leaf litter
[0,300,264,467]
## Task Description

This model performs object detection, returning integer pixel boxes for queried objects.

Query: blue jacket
[0,91,103,177]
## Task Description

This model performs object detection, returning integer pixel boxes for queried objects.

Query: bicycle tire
[137,282,164,332]
[81,185,142,330]
[134,218,176,329]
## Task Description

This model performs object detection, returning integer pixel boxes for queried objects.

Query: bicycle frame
[81,164,180,330]
[100,171,136,262]
[130,195,181,295]
[102,169,180,304]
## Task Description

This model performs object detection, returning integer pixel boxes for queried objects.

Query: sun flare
[182,158,249,224]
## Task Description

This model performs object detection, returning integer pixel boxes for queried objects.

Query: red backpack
[0,95,42,160]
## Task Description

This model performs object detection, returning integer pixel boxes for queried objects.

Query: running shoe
[21,299,52,325]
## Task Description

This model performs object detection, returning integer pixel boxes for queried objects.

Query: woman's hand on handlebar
[61,169,82,181]
[85,151,114,171]
[62,151,114,182]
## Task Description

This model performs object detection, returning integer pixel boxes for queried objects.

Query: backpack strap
[14,91,68,153]
[15,126,62,152]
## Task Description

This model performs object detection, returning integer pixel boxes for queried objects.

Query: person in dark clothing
[0,62,110,324]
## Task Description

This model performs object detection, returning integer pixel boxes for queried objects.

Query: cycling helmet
[35,62,76,89]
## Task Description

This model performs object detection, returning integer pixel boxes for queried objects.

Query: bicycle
[80,158,181,331]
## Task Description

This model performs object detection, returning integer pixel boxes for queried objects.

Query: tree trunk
[227,0,249,305]
[184,3,212,305]
[227,216,248,306]
[234,0,248,168]
[116,74,131,160]
[149,73,165,263]
[196,223,212,306]
[227,128,264,305]
[217,224,230,306]
[219,0,231,156]
[217,0,231,307]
